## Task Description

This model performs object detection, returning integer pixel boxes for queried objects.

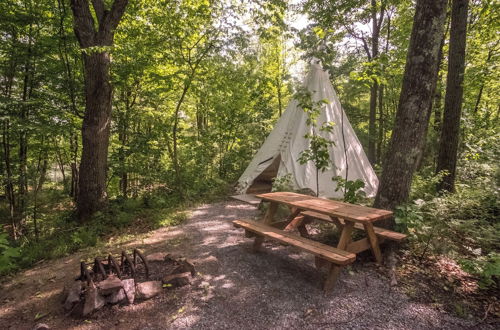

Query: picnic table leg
[323,264,341,292]
[324,221,355,292]
[283,209,302,230]
[329,216,345,233]
[363,223,383,264]
[284,210,310,237]
[263,202,278,224]
[253,202,279,252]
[337,221,354,249]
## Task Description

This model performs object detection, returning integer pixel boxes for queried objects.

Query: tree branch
[103,0,128,34]
[91,0,105,24]
[377,1,387,33]
[70,0,96,48]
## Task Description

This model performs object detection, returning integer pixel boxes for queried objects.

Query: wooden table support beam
[363,223,383,264]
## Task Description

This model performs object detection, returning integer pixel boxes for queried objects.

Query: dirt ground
[0,200,496,329]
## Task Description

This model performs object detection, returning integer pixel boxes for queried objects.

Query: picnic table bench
[232,192,406,292]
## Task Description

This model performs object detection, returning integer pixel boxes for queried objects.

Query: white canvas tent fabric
[236,62,379,198]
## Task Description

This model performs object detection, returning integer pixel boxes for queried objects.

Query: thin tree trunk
[368,81,378,164]
[18,20,35,227]
[374,0,448,214]
[377,84,384,164]
[2,121,17,239]
[33,149,48,240]
[473,48,494,114]
[367,0,383,165]
[436,0,469,192]
[70,132,79,199]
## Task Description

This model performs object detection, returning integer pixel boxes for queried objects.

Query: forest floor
[0,200,497,329]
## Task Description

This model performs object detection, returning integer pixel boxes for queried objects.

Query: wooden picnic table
[256,191,394,260]
[255,192,397,290]
[233,191,405,292]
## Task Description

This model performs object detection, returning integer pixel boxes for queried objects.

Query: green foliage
[460,252,500,289]
[295,87,335,195]
[154,211,189,228]
[332,176,366,203]
[0,230,20,274]
[410,170,449,200]
[272,174,294,192]
[396,170,499,289]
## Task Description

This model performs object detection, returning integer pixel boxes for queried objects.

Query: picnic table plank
[233,219,356,265]
[256,192,392,223]
[301,211,407,242]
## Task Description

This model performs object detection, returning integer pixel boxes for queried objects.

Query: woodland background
[0,0,498,293]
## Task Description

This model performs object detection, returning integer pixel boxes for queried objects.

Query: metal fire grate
[79,249,149,285]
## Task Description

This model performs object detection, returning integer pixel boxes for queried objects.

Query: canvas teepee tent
[236,62,378,198]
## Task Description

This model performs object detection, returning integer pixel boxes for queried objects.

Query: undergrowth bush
[0,230,20,274]
[397,168,499,289]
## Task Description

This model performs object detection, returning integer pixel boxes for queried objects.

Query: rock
[172,259,196,276]
[82,284,106,316]
[106,287,126,305]
[98,275,123,295]
[32,323,50,330]
[162,272,191,287]
[122,279,135,304]
[64,281,82,311]
[146,252,169,262]
[135,281,162,300]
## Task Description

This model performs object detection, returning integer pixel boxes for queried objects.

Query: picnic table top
[256,191,393,223]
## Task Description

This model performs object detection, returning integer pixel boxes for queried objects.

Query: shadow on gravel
[0,201,486,330]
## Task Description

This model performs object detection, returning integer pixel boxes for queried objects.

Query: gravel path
[163,200,481,329]
[0,200,488,329]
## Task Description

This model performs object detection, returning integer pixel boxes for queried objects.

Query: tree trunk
[374,0,448,214]
[70,132,79,199]
[18,21,34,227]
[367,0,383,165]
[77,52,112,218]
[368,81,378,164]
[473,48,494,114]
[2,120,17,239]
[377,84,384,164]
[70,0,128,221]
[436,0,469,193]
[415,19,448,171]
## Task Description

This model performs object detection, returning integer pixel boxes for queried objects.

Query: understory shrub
[396,174,499,289]
[0,230,20,275]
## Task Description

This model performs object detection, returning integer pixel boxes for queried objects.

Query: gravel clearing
[164,200,485,329]
[0,200,491,329]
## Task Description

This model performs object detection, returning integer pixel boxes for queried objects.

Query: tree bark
[367,0,384,165]
[377,84,384,164]
[18,20,35,227]
[436,0,469,193]
[374,0,448,214]
[415,18,448,171]
[2,120,17,239]
[70,0,128,221]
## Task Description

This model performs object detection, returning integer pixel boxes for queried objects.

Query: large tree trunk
[77,52,112,218]
[70,0,128,221]
[436,0,469,193]
[374,0,447,214]
[415,19,448,172]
